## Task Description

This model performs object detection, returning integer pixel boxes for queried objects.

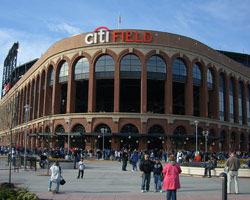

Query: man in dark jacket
[121,149,128,171]
[203,155,217,178]
[153,158,163,192]
[140,154,154,192]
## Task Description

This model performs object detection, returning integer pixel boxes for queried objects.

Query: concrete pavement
[0,159,249,200]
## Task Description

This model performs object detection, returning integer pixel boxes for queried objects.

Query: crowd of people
[0,145,247,199]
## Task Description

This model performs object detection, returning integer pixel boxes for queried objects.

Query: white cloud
[48,22,81,36]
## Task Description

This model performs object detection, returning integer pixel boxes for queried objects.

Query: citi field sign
[85,26,153,44]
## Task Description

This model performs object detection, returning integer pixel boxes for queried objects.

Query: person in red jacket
[162,155,182,200]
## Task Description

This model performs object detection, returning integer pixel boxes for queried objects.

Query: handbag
[224,166,229,172]
[60,178,66,185]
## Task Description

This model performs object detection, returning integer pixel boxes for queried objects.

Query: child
[77,157,85,179]
[153,158,163,192]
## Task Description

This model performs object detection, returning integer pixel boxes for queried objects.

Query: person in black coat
[140,154,154,192]
[153,158,163,192]
[121,149,128,171]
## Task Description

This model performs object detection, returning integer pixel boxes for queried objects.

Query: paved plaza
[0,159,250,200]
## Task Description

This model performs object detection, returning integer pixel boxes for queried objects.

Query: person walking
[153,158,163,192]
[122,149,128,171]
[162,155,182,200]
[130,150,138,171]
[203,155,217,178]
[48,161,62,193]
[140,154,154,192]
[77,157,85,179]
[225,152,240,194]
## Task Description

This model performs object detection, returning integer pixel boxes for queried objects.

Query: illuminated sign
[85,26,152,44]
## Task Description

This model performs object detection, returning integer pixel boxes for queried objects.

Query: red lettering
[113,31,121,42]
[144,31,152,43]
[126,31,134,42]
[135,32,143,42]
[121,31,125,42]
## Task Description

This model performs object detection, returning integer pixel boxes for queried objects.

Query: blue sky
[0,0,250,85]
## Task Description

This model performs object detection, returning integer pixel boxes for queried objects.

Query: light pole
[66,118,72,155]
[202,130,209,162]
[194,120,199,153]
[24,104,31,170]
[100,127,107,159]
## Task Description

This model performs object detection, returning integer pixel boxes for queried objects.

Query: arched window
[229,78,235,123]
[147,56,166,79]
[207,69,214,89]
[45,126,50,133]
[193,64,202,86]
[121,124,139,133]
[174,126,186,135]
[120,54,141,78]
[247,86,250,125]
[148,125,165,134]
[172,58,187,82]
[55,125,65,133]
[95,55,114,78]
[59,62,68,83]
[74,57,89,80]
[49,68,54,86]
[94,124,111,133]
[238,83,244,124]
[72,124,86,134]
[219,74,226,121]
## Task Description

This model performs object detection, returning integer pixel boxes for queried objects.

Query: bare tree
[0,91,19,184]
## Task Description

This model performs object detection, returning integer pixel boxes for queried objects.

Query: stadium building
[0,27,250,153]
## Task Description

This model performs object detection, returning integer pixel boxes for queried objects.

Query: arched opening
[229,78,236,123]
[238,82,244,124]
[39,71,45,117]
[219,73,226,121]
[45,66,54,115]
[146,55,166,114]
[34,75,40,119]
[220,131,227,151]
[193,63,202,116]
[207,68,215,118]
[74,57,89,113]
[120,54,141,113]
[94,124,112,150]
[55,125,65,148]
[172,58,187,115]
[58,61,68,114]
[95,55,114,112]
[173,126,187,150]
[120,124,139,150]
[240,133,245,151]
[148,125,165,151]
[230,132,236,151]
[71,124,86,149]
[247,85,250,125]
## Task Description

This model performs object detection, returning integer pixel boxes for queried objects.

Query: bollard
[219,172,227,200]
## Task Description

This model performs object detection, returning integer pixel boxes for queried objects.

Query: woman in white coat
[48,161,61,193]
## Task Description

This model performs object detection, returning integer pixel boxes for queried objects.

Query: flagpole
[118,12,120,29]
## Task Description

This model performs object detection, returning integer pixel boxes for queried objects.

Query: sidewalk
[0,160,249,200]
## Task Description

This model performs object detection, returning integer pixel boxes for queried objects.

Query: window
[120,54,141,78]
[207,69,214,89]
[229,79,235,123]
[147,56,166,79]
[247,86,250,125]
[95,55,114,78]
[172,59,187,82]
[219,74,226,121]
[193,64,202,86]
[74,57,89,80]
[238,83,244,124]
[59,62,68,83]
[49,68,54,86]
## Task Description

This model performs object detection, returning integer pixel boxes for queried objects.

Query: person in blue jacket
[130,150,138,171]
